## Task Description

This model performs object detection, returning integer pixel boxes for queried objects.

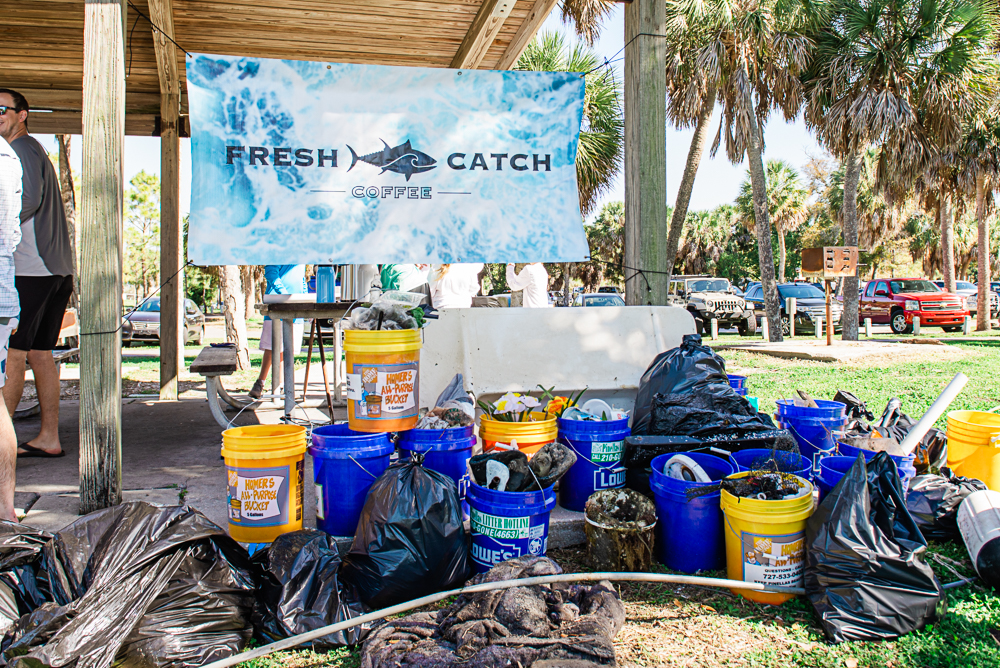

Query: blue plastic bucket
[398,426,475,516]
[815,455,855,499]
[649,452,735,573]
[728,374,748,389]
[557,417,631,512]
[837,441,917,492]
[776,399,846,420]
[466,481,556,574]
[779,416,846,466]
[309,424,394,537]
[731,448,812,480]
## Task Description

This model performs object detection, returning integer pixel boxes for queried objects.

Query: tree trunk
[665,84,718,286]
[976,173,992,331]
[840,150,863,341]
[562,262,572,306]
[743,96,782,342]
[241,265,255,324]
[941,188,956,293]
[220,265,250,369]
[57,135,79,311]
[776,229,787,282]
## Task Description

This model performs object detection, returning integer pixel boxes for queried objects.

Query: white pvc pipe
[203,571,805,668]
[900,372,969,455]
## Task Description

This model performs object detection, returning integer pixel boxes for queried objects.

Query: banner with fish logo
[185,53,589,265]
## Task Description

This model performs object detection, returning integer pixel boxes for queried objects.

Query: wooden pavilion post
[149,0,183,401]
[79,0,125,512]
[623,0,667,306]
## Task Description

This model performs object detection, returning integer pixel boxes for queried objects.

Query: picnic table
[189,345,254,428]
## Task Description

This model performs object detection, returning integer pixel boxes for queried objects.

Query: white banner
[185,54,590,265]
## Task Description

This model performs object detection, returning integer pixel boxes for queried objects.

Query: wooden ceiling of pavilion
[4,0,557,136]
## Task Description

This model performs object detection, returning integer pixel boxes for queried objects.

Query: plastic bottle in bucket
[309,424,394,536]
[344,329,421,433]
[557,416,631,512]
[222,425,308,543]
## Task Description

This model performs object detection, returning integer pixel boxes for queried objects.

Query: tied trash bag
[631,335,776,438]
[340,460,470,609]
[0,502,255,668]
[906,472,988,542]
[253,530,370,648]
[805,453,943,643]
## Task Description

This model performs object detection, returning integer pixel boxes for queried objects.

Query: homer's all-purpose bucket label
[470,508,547,570]
[346,362,418,420]
[740,530,805,587]
[227,464,292,527]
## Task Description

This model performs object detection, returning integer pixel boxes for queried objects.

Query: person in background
[429,263,484,309]
[380,263,430,304]
[249,265,306,399]
[506,262,550,308]
[0,134,22,520]
[0,89,73,458]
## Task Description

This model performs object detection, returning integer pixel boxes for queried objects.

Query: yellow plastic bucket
[221,425,307,543]
[720,473,814,605]
[948,411,1000,491]
[344,329,421,433]
[947,411,1000,444]
[479,413,558,456]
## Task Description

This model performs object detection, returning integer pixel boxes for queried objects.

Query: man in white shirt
[0,133,23,521]
[506,263,550,308]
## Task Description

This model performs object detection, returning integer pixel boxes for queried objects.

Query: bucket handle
[692,446,739,471]
[349,455,381,479]
[781,422,835,474]
[584,515,657,532]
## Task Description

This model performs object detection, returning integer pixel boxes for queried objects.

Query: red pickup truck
[861,278,968,334]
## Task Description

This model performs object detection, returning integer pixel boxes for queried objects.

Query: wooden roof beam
[15,88,163,114]
[496,0,559,70]
[147,0,180,106]
[450,0,513,69]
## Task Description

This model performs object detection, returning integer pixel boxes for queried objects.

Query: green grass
[717,340,1000,423]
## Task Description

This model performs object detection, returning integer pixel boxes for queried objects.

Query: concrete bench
[190,345,253,429]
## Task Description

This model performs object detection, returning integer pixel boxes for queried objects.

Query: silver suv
[667,276,756,335]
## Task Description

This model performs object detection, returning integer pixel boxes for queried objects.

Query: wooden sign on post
[801,247,859,347]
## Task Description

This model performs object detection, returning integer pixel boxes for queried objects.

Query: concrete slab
[23,488,182,533]
[549,504,585,549]
[717,339,966,363]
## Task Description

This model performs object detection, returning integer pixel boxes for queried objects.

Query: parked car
[572,293,626,307]
[124,297,206,346]
[936,280,1000,319]
[861,278,967,334]
[667,275,756,335]
[743,282,843,335]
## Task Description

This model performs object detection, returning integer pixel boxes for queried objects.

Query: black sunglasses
[0,106,14,115]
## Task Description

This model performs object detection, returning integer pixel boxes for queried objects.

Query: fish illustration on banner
[185,53,589,265]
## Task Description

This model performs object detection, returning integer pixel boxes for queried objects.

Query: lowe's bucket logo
[594,466,626,490]
[471,540,522,566]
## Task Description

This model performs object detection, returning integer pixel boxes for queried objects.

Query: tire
[780,313,791,336]
[193,326,204,345]
[694,317,705,335]
[890,310,912,335]
[123,341,131,348]
[942,326,962,333]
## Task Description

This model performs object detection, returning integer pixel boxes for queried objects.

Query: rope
[80,260,194,337]
[126,0,194,58]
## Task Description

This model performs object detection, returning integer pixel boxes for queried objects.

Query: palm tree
[663,0,826,341]
[956,110,1000,329]
[802,0,999,339]
[736,160,810,281]
[516,32,623,304]
[676,205,739,274]
[662,0,722,285]
[559,0,618,45]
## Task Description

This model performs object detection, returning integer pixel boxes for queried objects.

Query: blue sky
[35,3,828,221]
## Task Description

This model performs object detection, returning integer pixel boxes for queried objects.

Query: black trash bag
[631,334,776,437]
[906,472,988,542]
[805,453,943,643]
[253,530,370,648]
[340,460,470,609]
[0,523,75,635]
[0,502,256,668]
